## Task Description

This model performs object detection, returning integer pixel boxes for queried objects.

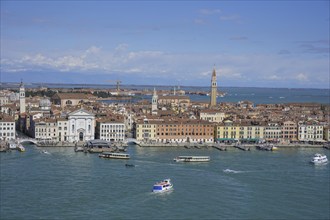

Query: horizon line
[0,81,329,90]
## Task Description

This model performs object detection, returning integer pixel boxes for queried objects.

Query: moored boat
[311,154,328,165]
[99,152,130,159]
[74,146,84,152]
[271,146,278,151]
[152,179,173,193]
[17,144,25,152]
[174,156,210,162]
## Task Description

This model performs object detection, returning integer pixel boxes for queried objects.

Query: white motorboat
[311,154,328,165]
[16,144,25,152]
[42,150,50,154]
[152,179,173,193]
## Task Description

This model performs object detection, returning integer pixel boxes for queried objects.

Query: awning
[239,138,259,142]
[216,138,236,141]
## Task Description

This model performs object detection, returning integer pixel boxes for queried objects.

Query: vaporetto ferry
[173,156,210,162]
[98,152,130,159]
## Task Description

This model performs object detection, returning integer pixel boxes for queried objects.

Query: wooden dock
[256,145,273,151]
[234,144,250,151]
[212,145,227,151]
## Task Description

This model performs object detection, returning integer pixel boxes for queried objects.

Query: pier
[256,144,273,151]
[234,144,251,151]
[212,145,227,151]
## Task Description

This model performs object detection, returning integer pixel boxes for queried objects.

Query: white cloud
[296,73,308,81]
[199,9,221,15]
[1,45,329,88]
[268,75,282,80]
[220,14,241,22]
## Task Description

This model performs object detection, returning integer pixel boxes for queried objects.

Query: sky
[1,1,329,88]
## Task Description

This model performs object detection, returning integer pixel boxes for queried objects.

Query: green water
[1,146,329,219]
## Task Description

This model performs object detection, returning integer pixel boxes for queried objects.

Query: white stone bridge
[17,138,39,145]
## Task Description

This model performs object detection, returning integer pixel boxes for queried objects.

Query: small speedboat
[125,164,135,167]
[152,179,173,193]
[74,146,84,152]
[17,145,25,152]
[42,150,50,154]
[311,154,328,165]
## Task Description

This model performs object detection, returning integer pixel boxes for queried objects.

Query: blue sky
[1,1,329,88]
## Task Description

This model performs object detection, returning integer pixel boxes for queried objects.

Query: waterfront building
[151,88,158,114]
[67,109,95,142]
[0,114,16,141]
[216,120,265,142]
[134,118,159,142]
[240,122,265,141]
[51,93,94,108]
[134,117,214,143]
[199,109,226,123]
[19,81,26,114]
[323,126,330,141]
[263,122,282,142]
[209,67,217,108]
[215,120,240,142]
[281,121,297,142]
[57,118,69,142]
[96,118,125,142]
[298,120,324,142]
[32,118,57,141]
[156,118,214,143]
[232,121,266,142]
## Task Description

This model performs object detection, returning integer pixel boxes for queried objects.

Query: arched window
[66,100,72,105]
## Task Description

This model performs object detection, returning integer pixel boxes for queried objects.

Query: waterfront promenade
[137,142,326,149]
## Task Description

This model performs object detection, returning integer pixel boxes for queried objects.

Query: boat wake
[41,150,51,155]
[223,169,245,174]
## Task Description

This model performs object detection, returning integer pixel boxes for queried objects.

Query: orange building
[134,117,214,143]
[156,118,214,143]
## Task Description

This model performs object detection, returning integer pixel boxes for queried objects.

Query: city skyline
[1,1,329,89]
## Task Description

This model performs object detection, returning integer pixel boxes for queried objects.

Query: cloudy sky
[1,1,329,88]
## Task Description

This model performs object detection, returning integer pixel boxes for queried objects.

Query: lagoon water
[1,145,329,219]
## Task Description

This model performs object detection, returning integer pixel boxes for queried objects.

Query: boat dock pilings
[212,145,227,151]
[234,144,251,151]
[256,145,273,151]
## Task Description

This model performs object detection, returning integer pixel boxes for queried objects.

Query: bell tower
[19,80,26,114]
[210,67,217,108]
[152,88,158,113]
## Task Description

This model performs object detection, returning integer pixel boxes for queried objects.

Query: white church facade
[67,109,95,143]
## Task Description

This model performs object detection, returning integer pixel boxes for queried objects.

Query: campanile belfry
[209,67,217,108]
[19,80,26,114]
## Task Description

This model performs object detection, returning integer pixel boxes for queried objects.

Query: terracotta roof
[52,93,91,100]
[0,114,15,122]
